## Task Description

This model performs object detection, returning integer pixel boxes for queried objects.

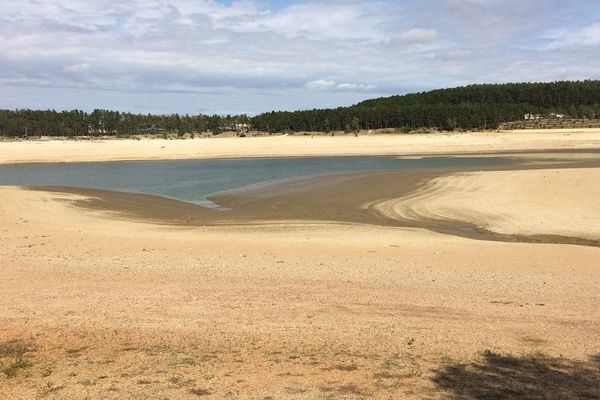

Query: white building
[524,113,541,120]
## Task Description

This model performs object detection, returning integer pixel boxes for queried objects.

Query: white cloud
[305,80,337,90]
[335,82,375,91]
[0,0,599,114]
[64,63,91,72]
[224,2,393,41]
[395,28,439,45]
[547,23,600,49]
[306,80,374,91]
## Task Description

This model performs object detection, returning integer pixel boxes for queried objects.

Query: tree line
[0,110,250,137]
[251,80,600,132]
[2,80,600,137]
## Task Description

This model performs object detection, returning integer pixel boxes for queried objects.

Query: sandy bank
[2,129,600,164]
[376,167,600,241]
[25,154,600,246]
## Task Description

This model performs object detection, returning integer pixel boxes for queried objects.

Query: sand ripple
[371,168,600,241]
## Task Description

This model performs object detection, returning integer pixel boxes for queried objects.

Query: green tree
[350,116,360,133]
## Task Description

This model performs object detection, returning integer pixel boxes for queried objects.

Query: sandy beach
[0,184,599,399]
[1,135,600,399]
[379,168,600,241]
[5,1,600,397]
[1,129,600,164]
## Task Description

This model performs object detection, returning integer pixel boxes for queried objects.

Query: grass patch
[2,358,31,378]
[0,341,29,358]
[0,340,32,378]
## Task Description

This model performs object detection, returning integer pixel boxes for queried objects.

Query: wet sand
[30,155,600,246]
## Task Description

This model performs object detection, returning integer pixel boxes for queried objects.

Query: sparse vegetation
[321,384,367,396]
[1,357,31,378]
[334,364,359,372]
[39,382,64,395]
[0,340,32,378]
[190,387,212,396]
[0,341,29,359]
[373,371,401,379]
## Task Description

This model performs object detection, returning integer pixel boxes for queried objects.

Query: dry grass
[0,340,32,378]
[190,387,212,396]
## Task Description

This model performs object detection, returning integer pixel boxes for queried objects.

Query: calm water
[0,156,517,206]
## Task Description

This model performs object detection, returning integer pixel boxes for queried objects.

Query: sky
[1,0,600,115]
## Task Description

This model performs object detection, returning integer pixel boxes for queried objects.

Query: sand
[29,154,600,247]
[374,167,600,241]
[1,152,600,399]
[1,132,599,398]
[2,129,600,164]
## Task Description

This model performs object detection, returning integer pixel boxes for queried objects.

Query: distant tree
[445,118,458,131]
[323,118,331,133]
[350,116,360,133]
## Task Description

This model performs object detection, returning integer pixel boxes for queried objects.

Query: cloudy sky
[1,0,599,115]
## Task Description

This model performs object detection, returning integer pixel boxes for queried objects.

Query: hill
[2,81,600,137]
[251,80,600,132]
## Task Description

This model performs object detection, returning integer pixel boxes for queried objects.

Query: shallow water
[0,156,519,205]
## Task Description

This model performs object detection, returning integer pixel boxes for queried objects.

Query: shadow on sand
[432,351,600,400]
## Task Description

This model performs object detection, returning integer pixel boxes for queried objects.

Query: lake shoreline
[2,144,600,398]
[1,129,600,165]
[22,152,600,246]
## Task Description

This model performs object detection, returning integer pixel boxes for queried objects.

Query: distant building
[524,113,565,120]
[524,113,541,120]
[218,123,251,133]
[235,123,251,133]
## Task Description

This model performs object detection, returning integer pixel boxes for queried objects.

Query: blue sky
[1,0,600,115]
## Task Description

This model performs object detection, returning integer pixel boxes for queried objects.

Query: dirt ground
[1,179,599,399]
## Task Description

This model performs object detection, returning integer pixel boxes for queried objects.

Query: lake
[0,156,518,206]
